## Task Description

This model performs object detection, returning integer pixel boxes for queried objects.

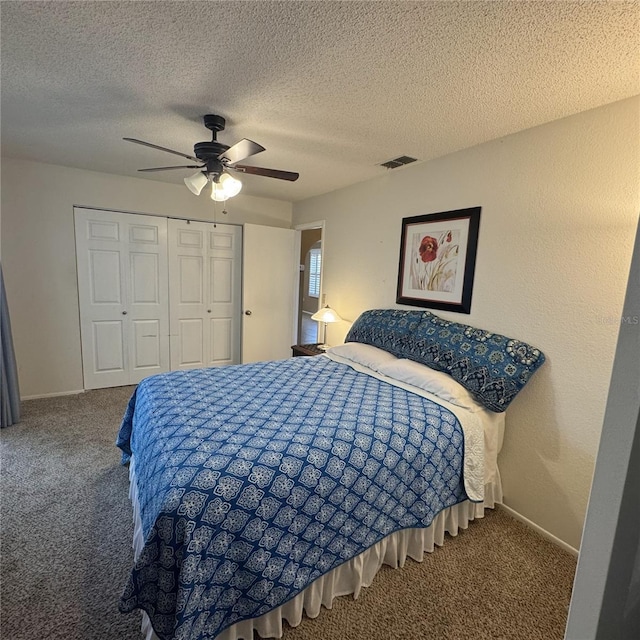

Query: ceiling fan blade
[137,165,204,172]
[232,164,299,182]
[123,137,200,163]
[220,139,266,165]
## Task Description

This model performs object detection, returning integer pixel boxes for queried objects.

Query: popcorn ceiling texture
[1,0,638,202]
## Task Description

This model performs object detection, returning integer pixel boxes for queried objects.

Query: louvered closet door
[168,220,241,370]
[74,208,170,389]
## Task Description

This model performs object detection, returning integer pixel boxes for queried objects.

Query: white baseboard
[499,503,579,557]
[21,389,84,401]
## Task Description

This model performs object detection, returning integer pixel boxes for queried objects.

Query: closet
[74,208,242,390]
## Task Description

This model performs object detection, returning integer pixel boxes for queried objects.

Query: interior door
[242,223,296,363]
[168,220,242,370]
[74,208,169,389]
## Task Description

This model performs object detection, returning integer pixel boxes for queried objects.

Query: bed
[116,309,544,640]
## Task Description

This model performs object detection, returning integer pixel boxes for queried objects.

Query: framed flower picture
[396,207,481,314]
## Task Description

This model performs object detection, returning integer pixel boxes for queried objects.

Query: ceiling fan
[124,114,299,200]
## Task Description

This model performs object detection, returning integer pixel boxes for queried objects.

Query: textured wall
[0,158,292,398]
[292,97,640,549]
[565,220,640,638]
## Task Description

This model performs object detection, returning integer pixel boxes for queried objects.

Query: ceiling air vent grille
[380,155,418,169]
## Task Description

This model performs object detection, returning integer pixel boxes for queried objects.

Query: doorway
[295,223,324,345]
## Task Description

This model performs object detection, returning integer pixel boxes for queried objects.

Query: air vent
[380,155,418,169]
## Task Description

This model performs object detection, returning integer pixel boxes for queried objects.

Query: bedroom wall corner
[566,216,640,639]
[291,96,640,549]
[0,158,293,398]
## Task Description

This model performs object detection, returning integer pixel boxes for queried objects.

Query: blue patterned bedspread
[117,355,467,640]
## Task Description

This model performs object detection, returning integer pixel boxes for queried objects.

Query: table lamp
[310,305,342,351]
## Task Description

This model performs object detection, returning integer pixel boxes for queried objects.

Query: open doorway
[295,223,324,345]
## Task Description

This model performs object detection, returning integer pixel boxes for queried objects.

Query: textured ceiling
[1,1,639,202]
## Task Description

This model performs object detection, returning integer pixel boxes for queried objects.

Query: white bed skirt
[128,458,502,640]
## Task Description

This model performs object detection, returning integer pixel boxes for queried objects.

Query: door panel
[210,317,232,363]
[178,255,204,303]
[77,213,130,388]
[178,319,204,366]
[210,257,232,303]
[242,224,296,363]
[87,220,119,241]
[127,215,169,385]
[89,250,122,303]
[168,220,241,370]
[130,253,160,303]
[177,228,203,248]
[129,223,159,244]
[211,230,233,249]
[75,208,169,389]
[132,319,162,369]
[92,320,125,373]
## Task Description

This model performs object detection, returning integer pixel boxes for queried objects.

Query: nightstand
[291,343,326,357]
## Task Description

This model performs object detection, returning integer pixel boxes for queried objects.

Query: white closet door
[168,220,241,370]
[75,208,169,389]
[126,217,170,384]
[242,224,296,363]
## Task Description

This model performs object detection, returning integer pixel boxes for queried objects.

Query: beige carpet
[1,387,576,640]
[283,506,576,640]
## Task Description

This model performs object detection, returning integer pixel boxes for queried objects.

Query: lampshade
[220,173,242,197]
[311,305,342,350]
[211,181,227,202]
[184,171,209,196]
[311,306,342,323]
[211,172,243,201]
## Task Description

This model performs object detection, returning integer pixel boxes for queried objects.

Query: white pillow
[326,343,397,371]
[377,359,482,411]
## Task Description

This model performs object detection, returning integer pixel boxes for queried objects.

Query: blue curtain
[1,263,20,427]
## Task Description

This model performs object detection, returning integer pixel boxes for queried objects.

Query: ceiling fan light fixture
[211,180,228,202]
[220,172,242,198]
[211,172,242,201]
[184,171,208,196]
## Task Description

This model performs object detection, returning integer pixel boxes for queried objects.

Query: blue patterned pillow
[345,309,426,358]
[403,312,545,412]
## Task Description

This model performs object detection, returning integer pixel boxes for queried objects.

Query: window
[308,248,321,297]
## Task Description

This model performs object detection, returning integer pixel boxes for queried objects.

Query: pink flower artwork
[410,229,459,292]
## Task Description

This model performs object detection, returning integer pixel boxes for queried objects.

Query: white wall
[0,158,292,398]
[565,218,640,639]
[292,97,640,549]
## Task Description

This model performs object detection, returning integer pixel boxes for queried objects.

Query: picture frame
[396,206,481,314]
